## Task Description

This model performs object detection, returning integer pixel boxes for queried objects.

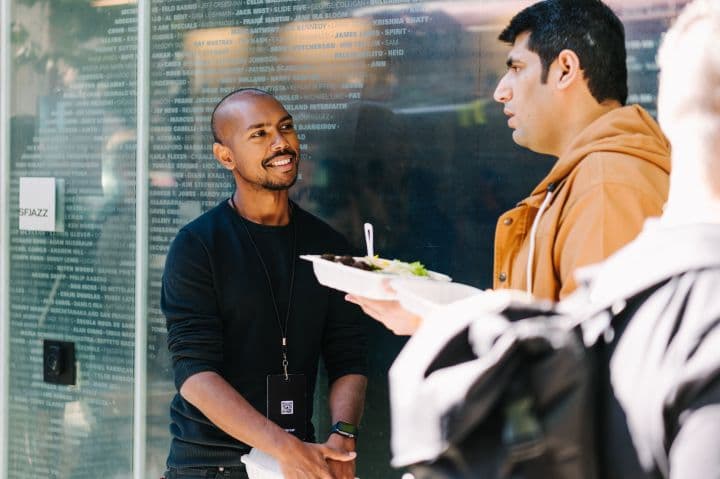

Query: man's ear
[213,142,235,171]
[554,49,582,91]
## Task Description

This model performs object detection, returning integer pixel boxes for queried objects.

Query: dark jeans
[162,466,249,479]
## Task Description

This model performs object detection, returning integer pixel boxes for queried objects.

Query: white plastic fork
[364,222,374,258]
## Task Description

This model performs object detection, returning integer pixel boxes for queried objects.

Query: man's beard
[261,172,298,191]
[259,148,299,191]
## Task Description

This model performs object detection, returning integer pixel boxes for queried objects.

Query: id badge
[266,374,307,440]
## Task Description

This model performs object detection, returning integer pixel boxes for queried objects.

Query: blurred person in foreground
[161,88,368,479]
[347,0,670,333]
[585,1,720,475]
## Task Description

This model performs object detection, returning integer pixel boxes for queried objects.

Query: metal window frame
[134,0,150,477]
[0,0,11,474]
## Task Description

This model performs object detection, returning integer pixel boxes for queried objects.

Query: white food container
[241,448,283,479]
[241,448,361,479]
[301,255,451,300]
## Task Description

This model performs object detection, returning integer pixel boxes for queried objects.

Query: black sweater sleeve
[322,287,369,384]
[162,228,224,390]
[317,231,369,384]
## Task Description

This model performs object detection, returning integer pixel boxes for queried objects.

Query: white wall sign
[18,177,65,232]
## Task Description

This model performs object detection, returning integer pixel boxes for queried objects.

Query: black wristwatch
[330,421,359,439]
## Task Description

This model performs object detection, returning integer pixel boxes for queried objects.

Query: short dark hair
[210,87,273,144]
[499,0,628,105]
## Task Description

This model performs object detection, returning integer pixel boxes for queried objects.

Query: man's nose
[270,130,290,150]
[493,76,512,103]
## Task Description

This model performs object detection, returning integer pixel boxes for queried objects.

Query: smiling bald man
[161,89,368,479]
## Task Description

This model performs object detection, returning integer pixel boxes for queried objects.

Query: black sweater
[161,200,368,468]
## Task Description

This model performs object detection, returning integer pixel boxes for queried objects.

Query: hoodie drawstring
[526,182,556,297]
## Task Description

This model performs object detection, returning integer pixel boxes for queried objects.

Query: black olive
[339,255,354,266]
[354,261,373,271]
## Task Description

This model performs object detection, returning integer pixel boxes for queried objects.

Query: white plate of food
[301,254,451,300]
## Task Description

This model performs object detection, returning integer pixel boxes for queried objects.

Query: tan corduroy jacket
[493,105,671,301]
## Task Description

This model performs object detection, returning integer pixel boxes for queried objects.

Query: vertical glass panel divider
[0,0,11,474]
[134,0,150,476]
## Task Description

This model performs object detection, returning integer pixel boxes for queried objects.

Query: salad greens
[319,253,431,277]
[365,256,429,277]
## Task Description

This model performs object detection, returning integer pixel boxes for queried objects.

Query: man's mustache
[262,149,297,166]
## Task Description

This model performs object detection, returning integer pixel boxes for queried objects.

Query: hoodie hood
[527,105,671,202]
[495,103,671,301]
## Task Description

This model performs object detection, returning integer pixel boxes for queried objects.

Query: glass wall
[2,0,690,478]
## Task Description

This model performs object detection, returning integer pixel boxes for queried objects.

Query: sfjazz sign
[18,177,65,232]
[19,208,49,217]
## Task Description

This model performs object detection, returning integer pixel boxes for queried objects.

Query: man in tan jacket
[492,0,670,301]
[347,0,670,334]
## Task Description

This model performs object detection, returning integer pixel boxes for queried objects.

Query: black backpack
[394,300,603,479]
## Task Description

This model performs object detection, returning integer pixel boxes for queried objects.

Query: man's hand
[276,436,356,479]
[325,433,357,479]
[345,294,422,336]
[180,373,355,478]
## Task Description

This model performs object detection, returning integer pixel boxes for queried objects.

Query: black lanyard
[230,196,297,380]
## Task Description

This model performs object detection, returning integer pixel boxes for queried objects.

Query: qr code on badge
[281,400,294,415]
